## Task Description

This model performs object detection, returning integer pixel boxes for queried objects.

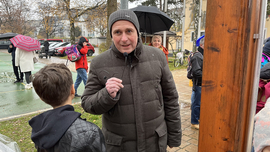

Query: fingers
[106,78,124,88]
[106,77,124,98]
[106,77,123,84]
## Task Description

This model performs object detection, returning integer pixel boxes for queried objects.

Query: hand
[106,77,124,98]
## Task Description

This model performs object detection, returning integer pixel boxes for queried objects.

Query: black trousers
[12,60,23,81]
[24,71,31,84]
[45,50,50,58]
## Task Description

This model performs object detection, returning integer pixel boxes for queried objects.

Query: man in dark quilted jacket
[82,9,182,152]
[28,63,106,152]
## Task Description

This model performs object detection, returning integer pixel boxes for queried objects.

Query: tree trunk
[70,21,75,44]
[106,0,117,50]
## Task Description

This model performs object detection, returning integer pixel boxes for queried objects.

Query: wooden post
[199,0,264,151]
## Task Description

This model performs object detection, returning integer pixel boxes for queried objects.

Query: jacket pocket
[155,121,167,152]
[104,129,123,151]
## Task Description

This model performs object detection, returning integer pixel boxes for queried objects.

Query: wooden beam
[199,0,263,151]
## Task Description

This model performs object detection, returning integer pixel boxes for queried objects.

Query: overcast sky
[129,1,141,9]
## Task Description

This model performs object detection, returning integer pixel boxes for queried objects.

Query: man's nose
[121,33,128,41]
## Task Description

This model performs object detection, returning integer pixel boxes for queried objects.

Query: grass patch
[0,103,101,151]
[168,57,188,71]
[59,56,67,59]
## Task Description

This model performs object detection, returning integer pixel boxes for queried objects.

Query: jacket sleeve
[81,61,120,115]
[55,119,106,152]
[86,125,107,152]
[8,45,12,53]
[160,55,182,147]
[80,46,88,55]
[191,54,202,78]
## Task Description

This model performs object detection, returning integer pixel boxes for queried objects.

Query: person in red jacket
[74,37,89,97]
[149,35,169,64]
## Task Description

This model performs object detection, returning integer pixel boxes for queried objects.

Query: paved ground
[167,70,199,152]
[0,49,199,151]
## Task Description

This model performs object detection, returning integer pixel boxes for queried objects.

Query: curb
[0,102,82,122]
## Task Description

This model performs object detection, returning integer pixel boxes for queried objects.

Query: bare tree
[55,0,105,44]
[0,0,33,34]
[86,4,107,37]
[105,0,117,49]
[36,1,64,39]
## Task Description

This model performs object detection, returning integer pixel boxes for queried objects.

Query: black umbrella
[130,5,174,34]
[154,31,176,36]
[0,33,18,40]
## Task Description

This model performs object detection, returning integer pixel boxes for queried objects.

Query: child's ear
[71,84,75,95]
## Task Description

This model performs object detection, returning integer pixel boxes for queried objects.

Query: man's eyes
[113,29,133,34]
[114,31,121,34]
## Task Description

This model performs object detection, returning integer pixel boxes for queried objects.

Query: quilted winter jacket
[40,118,107,152]
[29,105,106,152]
[82,38,182,152]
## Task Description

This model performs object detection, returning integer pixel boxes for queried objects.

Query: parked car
[49,42,70,56]
[38,39,63,46]
[57,43,95,57]
[36,42,59,54]
[54,44,72,57]
[86,43,95,56]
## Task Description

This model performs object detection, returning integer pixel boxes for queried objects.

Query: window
[191,31,205,42]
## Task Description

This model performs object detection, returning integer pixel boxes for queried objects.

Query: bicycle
[174,49,191,67]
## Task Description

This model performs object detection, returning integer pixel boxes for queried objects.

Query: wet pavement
[167,69,199,152]
[0,50,84,120]
[0,49,199,151]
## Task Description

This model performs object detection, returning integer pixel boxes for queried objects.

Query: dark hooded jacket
[29,105,106,152]
[8,43,16,61]
[191,46,204,86]
[75,37,88,70]
[81,38,182,152]
[44,41,50,51]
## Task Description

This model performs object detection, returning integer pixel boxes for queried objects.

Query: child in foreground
[28,63,106,152]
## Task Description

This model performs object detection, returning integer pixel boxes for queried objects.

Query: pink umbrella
[10,34,40,52]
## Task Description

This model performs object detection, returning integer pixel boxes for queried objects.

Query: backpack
[187,52,195,79]
[65,45,81,62]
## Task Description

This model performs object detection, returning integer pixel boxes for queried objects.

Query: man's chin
[119,48,133,54]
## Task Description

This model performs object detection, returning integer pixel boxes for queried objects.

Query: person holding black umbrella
[8,42,24,83]
[81,9,182,151]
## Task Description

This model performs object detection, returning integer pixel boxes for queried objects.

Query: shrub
[98,42,107,54]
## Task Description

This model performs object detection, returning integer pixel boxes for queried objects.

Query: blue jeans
[74,68,87,94]
[191,85,201,124]
[191,90,195,106]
